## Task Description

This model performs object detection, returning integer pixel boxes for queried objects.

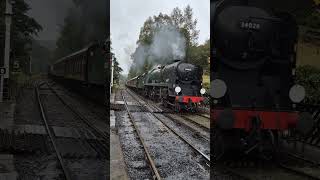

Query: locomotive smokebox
[176,63,201,82]
[214,6,274,62]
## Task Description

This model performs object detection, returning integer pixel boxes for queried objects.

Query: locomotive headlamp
[175,86,182,94]
[210,79,227,98]
[200,88,206,95]
[289,85,306,103]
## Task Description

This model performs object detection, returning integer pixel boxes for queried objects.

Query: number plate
[240,21,261,30]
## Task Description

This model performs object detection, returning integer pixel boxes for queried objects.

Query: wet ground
[0,81,108,180]
[113,89,210,179]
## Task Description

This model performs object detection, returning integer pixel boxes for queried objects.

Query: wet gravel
[117,89,210,179]
[15,153,64,180]
[154,113,210,158]
[131,112,210,179]
[116,111,154,179]
[66,159,107,180]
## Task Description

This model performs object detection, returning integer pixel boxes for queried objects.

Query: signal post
[1,0,12,102]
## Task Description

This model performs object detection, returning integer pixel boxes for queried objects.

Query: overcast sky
[111,0,210,74]
[26,0,74,41]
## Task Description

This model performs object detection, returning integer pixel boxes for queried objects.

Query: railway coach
[49,42,109,105]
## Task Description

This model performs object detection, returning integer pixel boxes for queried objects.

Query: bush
[296,65,320,103]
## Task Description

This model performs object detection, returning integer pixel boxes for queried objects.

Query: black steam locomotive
[211,0,314,160]
[126,60,206,111]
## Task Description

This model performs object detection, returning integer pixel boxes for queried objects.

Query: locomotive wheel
[161,89,168,108]
[192,103,198,112]
[175,102,181,112]
[151,89,156,101]
[259,130,279,160]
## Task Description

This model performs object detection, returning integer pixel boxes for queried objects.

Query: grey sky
[26,0,74,41]
[111,0,210,74]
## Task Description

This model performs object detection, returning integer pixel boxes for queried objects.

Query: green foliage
[296,65,320,103]
[129,5,206,79]
[0,0,42,65]
[202,74,210,93]
[298,11,320,29]
[54,0,107,59]
[112,56,123,85]
[189,39,210,73]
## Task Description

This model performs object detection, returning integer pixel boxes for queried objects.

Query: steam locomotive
[49,42,109,105]
[126,60,206,111]
[211,1,314,160]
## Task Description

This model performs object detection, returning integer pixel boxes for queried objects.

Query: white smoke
[149,25,186,61]
[131,24,186,72]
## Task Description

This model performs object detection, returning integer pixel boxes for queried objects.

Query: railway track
[121,90,162,180]
[48,82,109,141]
[277,152,320,180]
[126,88,210,140]
[180,114,210,131]
[163,113,210,142]
[49,81,108,121]
[120,89,210,179]
[35,82,108,179]
[36,83,72,180]
[125,89,210,164]
[216,151,320,180]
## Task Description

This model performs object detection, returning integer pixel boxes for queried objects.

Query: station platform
[110,110,129,180]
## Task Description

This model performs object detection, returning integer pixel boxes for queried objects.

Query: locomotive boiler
[211,0,314,160]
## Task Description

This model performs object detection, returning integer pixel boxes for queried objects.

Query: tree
[129,6,201,77]
[0,0,42,65]
[128,66,138,79]
[54,0,107,59]
[113,56,123,85]
[189,39,210,73]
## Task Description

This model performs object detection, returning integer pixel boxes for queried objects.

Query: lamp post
[0,0,13,102]
[110,53,114,96]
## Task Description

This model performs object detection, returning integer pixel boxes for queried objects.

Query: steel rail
[51,82,109,133]
[47,83,108,142]
[194,113,210,120]
[278,163,320,180]
[121,90,162,180]
[162,113,210,142]
[126,89,211,164]
[215,165,253,180]
[180,114,210,132]
[276,152,320,180]
[36,83,72,180]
